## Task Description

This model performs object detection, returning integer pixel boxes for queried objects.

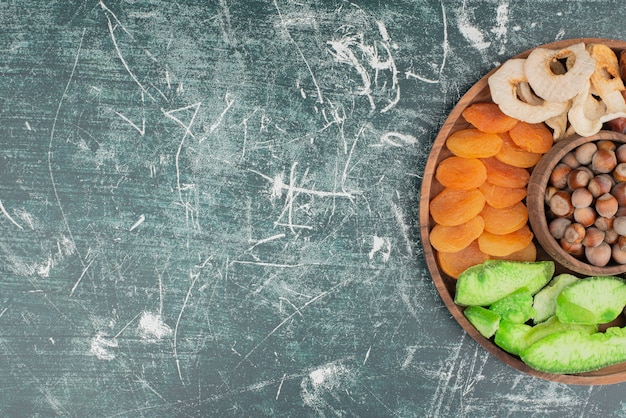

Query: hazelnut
[594,216,614,231]
[564,223,586,244]
[617,143,626,163]
[613,216,626,236]
[612,182,626,206]
[560,238,584,257]
[585,241,612,266]
[573,206,596,227]
[597,140,616,151]
[595,193,619,218]
[604,228,619,245]
[588,174,614,197]
[567,167,593,189]
[561,152,581,169]
[571,187,593,208]
[575,142,598,165]
[591,149,618,174]
[582,226,605,247]
[612,243,626,264]
[545,186,559,204]
[549,190,574,217]
[618,234,626,251]
[549,217,572,240]
[614,163,626,182]
[550,163,572,189]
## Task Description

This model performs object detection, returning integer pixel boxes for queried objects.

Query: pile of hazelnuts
[547,140,626,267]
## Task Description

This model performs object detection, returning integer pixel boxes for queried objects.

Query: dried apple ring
[587,43,624,98]
[524,42,595,103]
[488,58,569,123]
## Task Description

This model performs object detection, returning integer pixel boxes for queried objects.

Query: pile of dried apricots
[430,103,554,278]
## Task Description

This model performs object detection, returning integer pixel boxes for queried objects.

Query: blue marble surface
[2,1,626,416]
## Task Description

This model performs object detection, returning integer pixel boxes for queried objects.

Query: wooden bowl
[527,132,626,277]
[419,38,626,385]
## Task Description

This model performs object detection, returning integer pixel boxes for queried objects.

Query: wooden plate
[419,38,626,385]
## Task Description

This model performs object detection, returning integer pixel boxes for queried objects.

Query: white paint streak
[37,256,53,278]
[380,132,418,147]
[429,337,465,417]
[456,6,491,51]
[250,164,359,233]
[368,236,391,262]
[70,258,94,296]
[363,346,372,365]
[138,311,172,339]
[491,2,509,55]
[208,92,235,134]
[390,198,412,255]
[247,233,286,251]
[439,1,449,75]
[309,363,345,387]
[129,214,145,231]
[404,71,438,83]
[162,102,201,214]
[276,373,287,400]
[99,1,156,101]
[17,210,35,230]
[173,271,199,384]
[301,361,353,413]
[555,28,566,41]
[401,346,417,370]
[327,20,400,113]
[114,92,146,136]
[90,333,118,361]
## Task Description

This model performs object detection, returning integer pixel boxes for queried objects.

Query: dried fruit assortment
[430,41,626,280]
[426,40,626,377]
[488,42,626,139]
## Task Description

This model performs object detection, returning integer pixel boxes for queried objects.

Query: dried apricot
[437,240,490,279]
[480,202,529,235]
[495,131,543,168]
[477,225,534,257]
[481,157,530,189]
[445,128,503,158]
[430,188,485,226]
[435,157,487,190]
[478,182,527,209]
[493,241,537,262]
[429,216,485,253]
[508,121,554,154]
[461,102,519,133]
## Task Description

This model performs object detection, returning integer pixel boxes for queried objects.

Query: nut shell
[582,226,605,247]
[596,193,619,218]
[588,174,615,197]
[573,206,597,227]
[591,149,618,173]
[571,187,594,208]
[585,241,612,266]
